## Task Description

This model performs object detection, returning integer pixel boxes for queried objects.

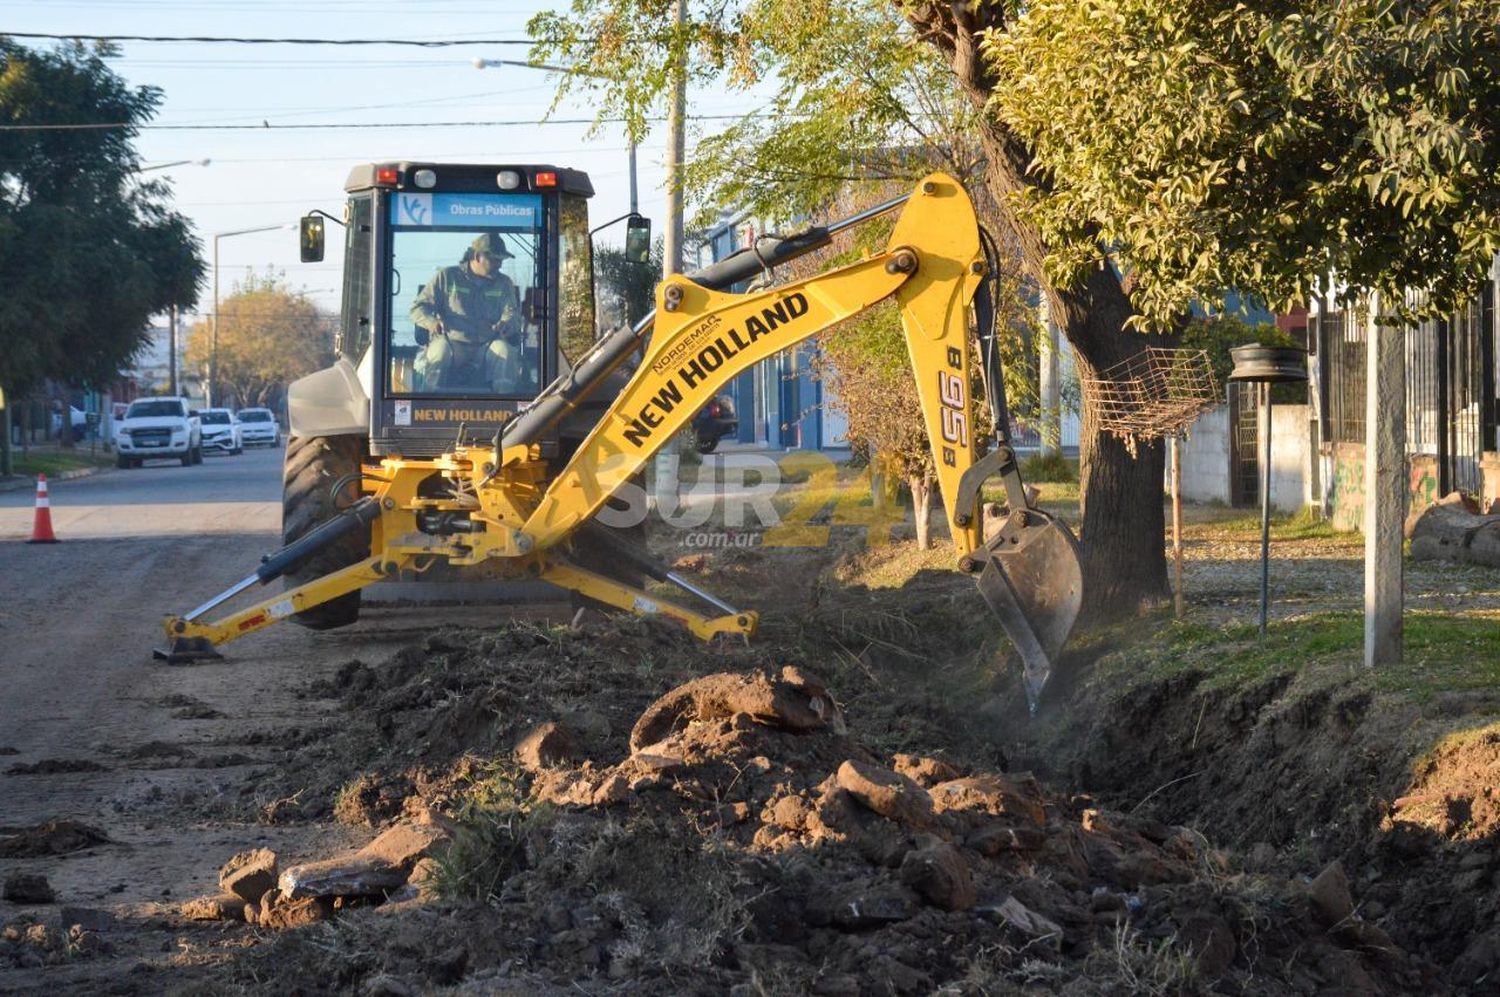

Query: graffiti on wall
[1327,444,1439,532]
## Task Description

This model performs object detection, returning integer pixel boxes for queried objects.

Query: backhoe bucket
[152,634,224,665]
[973,509,1083,710]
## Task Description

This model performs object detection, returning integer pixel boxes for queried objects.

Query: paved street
[0,445,284,541]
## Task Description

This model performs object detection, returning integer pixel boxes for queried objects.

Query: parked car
[195,408,243,456]
[235,407,281,447]
[115,397,202,468]
[691,394,738,454]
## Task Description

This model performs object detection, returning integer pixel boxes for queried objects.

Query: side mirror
[625,215,651,265]
[300,215,326,263]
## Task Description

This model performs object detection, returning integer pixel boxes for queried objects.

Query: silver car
[196,408,243,455]
[235,407,281,447]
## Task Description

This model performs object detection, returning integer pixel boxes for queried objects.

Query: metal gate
[1229,381,1259,507]
[1320,282,1497,496]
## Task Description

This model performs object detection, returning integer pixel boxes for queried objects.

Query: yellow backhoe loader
[159,166,1082,707]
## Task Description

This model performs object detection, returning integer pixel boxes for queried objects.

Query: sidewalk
[0,441,114,492]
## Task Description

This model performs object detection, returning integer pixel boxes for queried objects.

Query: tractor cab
[300,162,606,457]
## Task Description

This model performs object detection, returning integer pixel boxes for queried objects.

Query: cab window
[387,191,547,398]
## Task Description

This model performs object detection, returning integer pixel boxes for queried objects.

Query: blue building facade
[699,215,847,450]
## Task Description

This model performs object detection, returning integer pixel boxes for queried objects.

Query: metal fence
[1321,283,1497,495]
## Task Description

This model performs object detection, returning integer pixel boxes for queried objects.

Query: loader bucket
[153,635,224,665]
[974,508,1083,710]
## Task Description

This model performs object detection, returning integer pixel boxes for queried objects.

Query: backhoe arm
[525,174,1082,705]
[524,175,985,551]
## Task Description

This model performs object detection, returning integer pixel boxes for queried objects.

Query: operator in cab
[409,233,526,392]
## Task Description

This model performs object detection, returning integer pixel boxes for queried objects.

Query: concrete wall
[1174,403,1311,513]
[1267,404,1313,513]
[1177,405,1230,505]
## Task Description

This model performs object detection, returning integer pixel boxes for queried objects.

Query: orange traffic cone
[26,473,59,544]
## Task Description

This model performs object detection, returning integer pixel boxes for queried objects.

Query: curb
[0,465,109,493]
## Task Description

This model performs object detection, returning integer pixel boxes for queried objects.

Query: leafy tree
[185,272,333,409]
[530,0,1178,620]
[595,238,664,331]
[0,40,206,397]
[985,0,1500,329]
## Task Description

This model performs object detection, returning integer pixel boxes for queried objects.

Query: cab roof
[344,162,593,198]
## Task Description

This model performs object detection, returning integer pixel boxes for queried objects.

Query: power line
[4,31,535,46]
[0,113,780,132]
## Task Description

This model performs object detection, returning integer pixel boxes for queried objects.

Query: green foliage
[595,237,664,331]
[0,40,206,394]
[986,0,1500,329]
[1020,451,1077,484]
[430,762,554,902]
[528,0,737,145]
[681,0,982,226]
[185,271,333,408]
[1179,315,1282,390]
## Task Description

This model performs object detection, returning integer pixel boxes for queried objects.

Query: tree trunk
[904,0,1170,620]
[908,473,933,550]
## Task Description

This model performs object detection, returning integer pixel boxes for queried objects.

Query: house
[1176,257,1500,521]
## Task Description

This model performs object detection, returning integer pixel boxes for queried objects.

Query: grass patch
[1094,609,1500,701]
[429,760,553,902]
[11,449,114,477]
[1191,505,1342,542]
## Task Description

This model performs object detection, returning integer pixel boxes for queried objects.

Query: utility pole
[629,142,639,215]
[169,304,179,396]
[1038,297,1061,457]
[1363,291,1405,666]
[662,0,687,276]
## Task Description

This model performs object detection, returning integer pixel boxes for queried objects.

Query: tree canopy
[186,272,332,409]
[0,39,206,394]
[986,0,1500,328]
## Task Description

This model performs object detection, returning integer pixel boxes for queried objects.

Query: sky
[4,0,766,317]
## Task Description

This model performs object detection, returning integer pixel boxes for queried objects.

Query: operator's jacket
[409,265,520,344]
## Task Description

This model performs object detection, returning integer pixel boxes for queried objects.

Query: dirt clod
[180,894,249,921]
[1308,859,1355,926]
[218,848,278,904]
[898,838,975,910]
[3,873,55,904]
[836,758,935,828]
[630,665,844,751]
[0,819,109,857]
[257,890,334,929]
[514,721,577,772]
[891,752,960,786]
[278,821,447,900]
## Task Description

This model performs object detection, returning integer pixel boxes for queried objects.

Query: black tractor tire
[282,433,370,631]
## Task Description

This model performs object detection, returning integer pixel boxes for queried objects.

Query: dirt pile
[1022,659,1500,990]
[231,656,1425,994]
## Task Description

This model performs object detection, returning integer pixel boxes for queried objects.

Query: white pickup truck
[115,397,203,468]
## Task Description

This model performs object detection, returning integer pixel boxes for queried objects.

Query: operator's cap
[470,233,513,260]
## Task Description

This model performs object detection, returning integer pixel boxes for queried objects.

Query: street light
[210,223,295,408]
[139,158,212,173]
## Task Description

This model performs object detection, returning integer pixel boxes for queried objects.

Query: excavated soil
[4,511,1499,993]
